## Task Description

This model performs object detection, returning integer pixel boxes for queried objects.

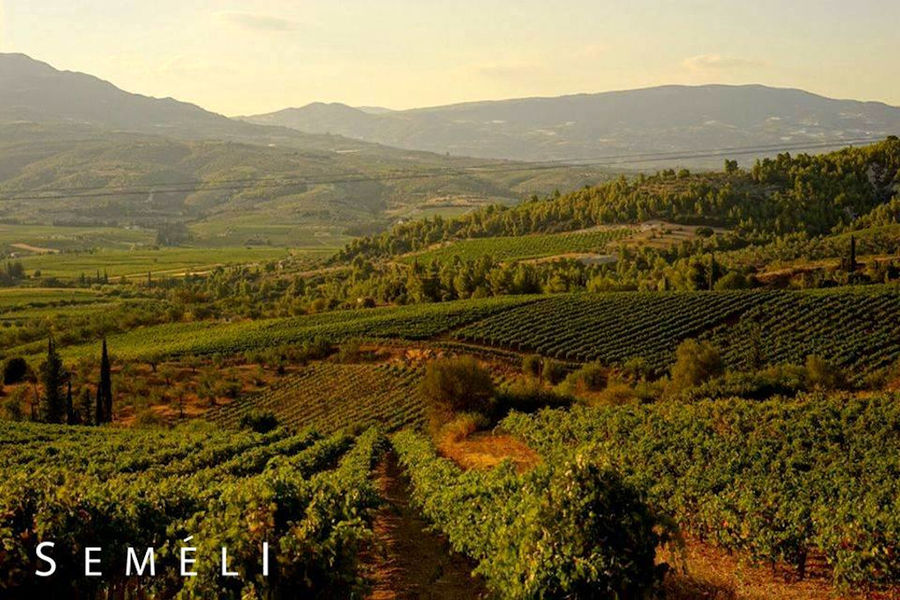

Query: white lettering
[35,542,56,577]
[126,547,156,576]
[85,547,102,576]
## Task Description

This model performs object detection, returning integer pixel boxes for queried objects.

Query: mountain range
[0,53,603,242]
[242,86,900,163]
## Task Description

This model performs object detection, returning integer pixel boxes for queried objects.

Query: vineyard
[502,393,900,589]
[17,294,538,363]
[208,363,425,434]
[399,227,631,264]
[391,430,664,599]
[703,286,900,380]
[453,286,900,376]
[0,420,385,598]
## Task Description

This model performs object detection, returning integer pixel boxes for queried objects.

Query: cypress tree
[65,380,74,424]
[97,338,113,424]
[79,387,94,426]
[849,235,857,271]
[39,337,66,423]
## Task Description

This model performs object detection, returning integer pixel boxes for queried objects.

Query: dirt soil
[363,452,487,599]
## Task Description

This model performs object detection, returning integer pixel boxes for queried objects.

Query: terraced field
[207,363,425,433]
[399,228,631,264]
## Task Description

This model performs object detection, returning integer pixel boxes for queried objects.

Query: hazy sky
[1,0,898,116]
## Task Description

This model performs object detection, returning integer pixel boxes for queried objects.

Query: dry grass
[437,430,541,473]
[662,537,899,600]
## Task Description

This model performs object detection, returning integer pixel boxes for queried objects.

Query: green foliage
[2,357,28,384]
[804,354,846,390]
[713,270,748,290]
[338,138,900,263]
[420,356,494,423]
[668,339,723,392]
[38,338,66,423]
[543,359,568,385]
[239,410,279,433]
[559,361,608,395]
[400,228,630,265]
[504,393,900,589]
[0,422,385,598]
[393,430,666,598]
[521,354,542,378]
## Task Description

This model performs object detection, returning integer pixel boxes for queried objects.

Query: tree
[669,339,723,392]
[78,387,94,425]
[522,354,542,379]
[420,356,494,426]
[3,357,28,385]
[805,355,845,390]
[65,381,74,425]
[39,337,67,424]
[96,338,113,424]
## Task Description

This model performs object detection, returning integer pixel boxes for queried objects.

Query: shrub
[804,355,846,390]
[493,380,573,418]
[420,356,494,425]
[438,412,488,444]
[522,354,542,378]
[622,356,651,382]
[239,410,280,433]
[714,271,749,290]
[0,393,24,421]
[559,362,608,396]
[3,357,28,385]
[543,359,568,385]
[669,339,723,393]
[679,364,807,401]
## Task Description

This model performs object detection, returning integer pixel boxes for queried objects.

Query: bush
[669,339,723,393]
[714,271,749,290]
[543,359,568,385]
[420,356,494,425]
[622,356,651,382]
[678,364,808,401]
[493,380,573,418]
[485,451,667,598]
[0,394,24,421]
[522,354,542,378]
[240,410,280,433]
[559,362,608,395]
[805,355,846,390]
[3,357,28,385]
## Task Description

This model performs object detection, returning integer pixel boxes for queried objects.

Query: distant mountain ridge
[0,52,392,153]
[0,53,607,240]
[242,85,900,163]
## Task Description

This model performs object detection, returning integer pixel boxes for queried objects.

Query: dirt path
[363,451,486,599]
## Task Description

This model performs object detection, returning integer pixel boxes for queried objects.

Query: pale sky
[1,0,898,116]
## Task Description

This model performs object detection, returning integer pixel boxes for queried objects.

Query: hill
[0,54,608,243]
[243,85,900,164]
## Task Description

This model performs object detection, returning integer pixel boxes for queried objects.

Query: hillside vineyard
[1,46,900,598]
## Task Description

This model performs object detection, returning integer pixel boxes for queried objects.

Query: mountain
[0,54,607,242]
[242,85,900,163]
[0,52,383,152]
